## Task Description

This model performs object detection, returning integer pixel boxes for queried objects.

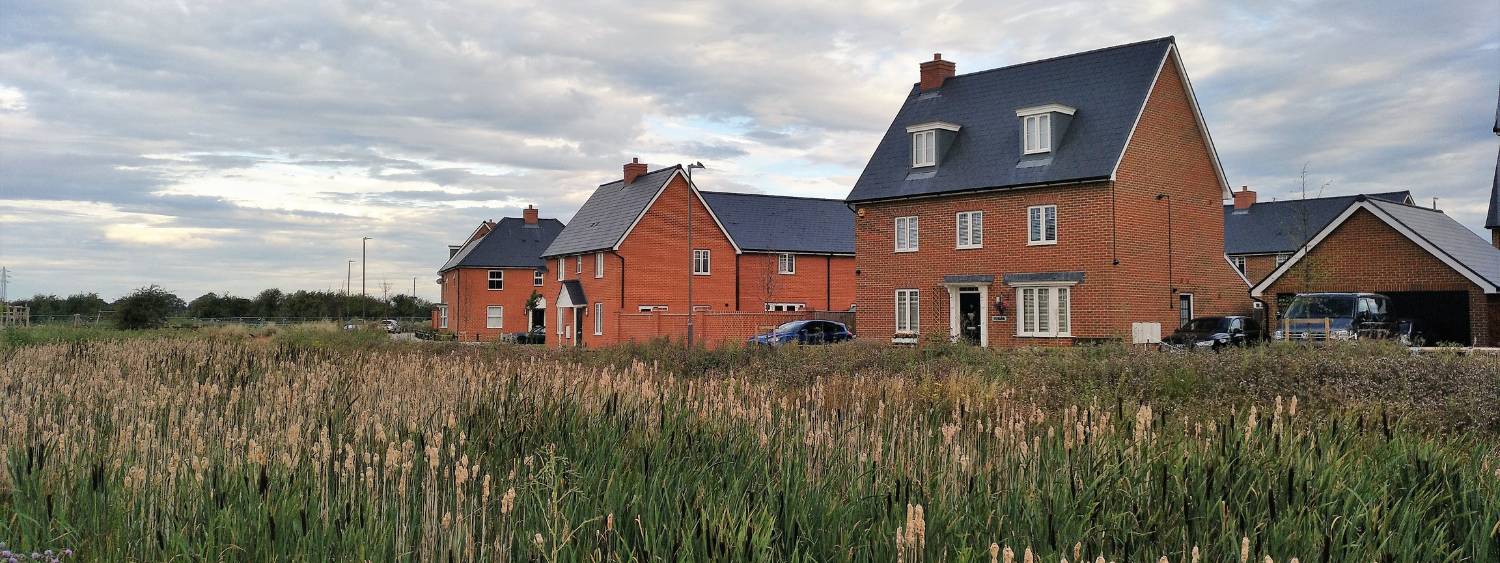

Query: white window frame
[593,302,603,335]
[1027,205,1058,245]
[1022,113,1052,154]
[1275,253,1291,266]
[486,305,504,329]
[764,303,805,312]
[692,249,710,275]
[1016,285,1071,338]
[895,289,920,334]
[911,129,936,167]
[534,270,544,287]
[556,258,564,281]
[438,305,449,329]
[1178,293,1194,329]
[488,269,504,291]
[638,305,667,313]
[777,253,795,274]
[576,255,582,274]
[894,216,919,253]
[955,211,983,249]
[594,252,604,278]
[1231,256,1247,274]
[557,307,564,336]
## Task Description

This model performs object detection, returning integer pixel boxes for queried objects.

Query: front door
[573,307,585,347]
[530,308,545,332]
[958,290,981,345]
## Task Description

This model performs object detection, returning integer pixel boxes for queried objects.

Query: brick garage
[848,38,1248,347]
[1253,198,1500,346]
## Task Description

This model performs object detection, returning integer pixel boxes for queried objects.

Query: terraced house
[541,159,855,347]
[434,206,564,341]
[845,37,1249,346]
[1224,188,1415,285]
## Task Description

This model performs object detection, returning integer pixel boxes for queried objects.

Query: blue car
[748,320,854,347]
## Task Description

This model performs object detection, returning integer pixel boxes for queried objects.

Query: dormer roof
[847,37,1224,204]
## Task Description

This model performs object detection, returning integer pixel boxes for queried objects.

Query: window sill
[778,271,795,275]
[1022,149,1051,156]
[692,272,711,276]
[891,335,919,344]
[955,245,983,250]
[894,248,918,254]
[1027,240,1058,246]
[1016,333,1072,338]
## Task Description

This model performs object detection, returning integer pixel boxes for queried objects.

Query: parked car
[512,326,546,345]
[1273,292,1395,341]
[379,319,400,333]
[748,320,854,347]
[1161,316,1261,350]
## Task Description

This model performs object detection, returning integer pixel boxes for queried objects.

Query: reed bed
[1,338,1496,561]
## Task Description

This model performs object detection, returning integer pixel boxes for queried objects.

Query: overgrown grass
[1,338,1496,560]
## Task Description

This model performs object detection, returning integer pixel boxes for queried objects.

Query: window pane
[1037,288,1050,333]
[910,291,918,331]
[895,292,907,331]
[956,213,968,246]
[486,306,503,329]
[1039,114,1050,151]
[972,212,982,246]
[1022,288,1035,333]
[1046,207,1057,241]
[1029,208,1041,241]
[1024,117,1036,151]
[909,218,918,249]
[1057,288,1069,334]
[895,218,906,249]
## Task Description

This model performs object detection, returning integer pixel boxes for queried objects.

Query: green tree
[253,288,284,318]
[114,285,186,329]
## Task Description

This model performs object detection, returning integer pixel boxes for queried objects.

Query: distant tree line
[12,286,433,329]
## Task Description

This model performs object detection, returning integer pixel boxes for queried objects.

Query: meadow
[1,329,1497,561]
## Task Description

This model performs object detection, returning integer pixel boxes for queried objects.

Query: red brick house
[845,37,1249,346]
[1250,196,1500,346]
[1224,188,1414,285]
[541,160,855,347]
[434,206,564,341]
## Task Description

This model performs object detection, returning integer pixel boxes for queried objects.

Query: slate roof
[698,191,854,254]
[1224,191,1412,255]
[1363,198,1500,290]
[439,216,565,272]
[846,37,1179,203]
[558,280,586,307]
[1487,87,1499,228]
[543,166,681,257]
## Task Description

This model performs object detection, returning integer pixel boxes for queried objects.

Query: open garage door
[1384,291,1469,345]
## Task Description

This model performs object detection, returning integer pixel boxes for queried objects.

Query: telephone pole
[361,237,372,318]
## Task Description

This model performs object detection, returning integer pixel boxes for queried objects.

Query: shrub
[113,285,185,330]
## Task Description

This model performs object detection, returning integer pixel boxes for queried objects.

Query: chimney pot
[623,157,648,184]
[919,53,956,92]
[523,204,539,225]
[1232,186,1257,210]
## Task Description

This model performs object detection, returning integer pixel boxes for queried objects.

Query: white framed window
[1178,293,1194,329]
[894,216,919,252]
[557,308,564,336]
[1231,256,1247,274]
[1023,113,1052,154]
[556,258,564,281]
[486,305,504,329]
[911,130,936,167]
[1275,253,1291,266]
[692,249,710,275]
[576,255,582,274]
[955,211,983,249]
[692,305,711,312]
[777,253,795,274]
[594,252,604,278]
[764,303,805,312]
[638,305,667,313]
[1017,286,1071,337]
[438,305,449,329]
[488,270,503,290]
[1027,205,1057,245]
[895,289,920,334]
[534,270,544,286]
[593,302,603,335]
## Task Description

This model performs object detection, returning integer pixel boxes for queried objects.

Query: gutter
[846,176,1110,206]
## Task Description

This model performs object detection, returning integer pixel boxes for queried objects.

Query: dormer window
[1023,114,1051,154]
[905,121,961,168]
[1015,104,1076,156]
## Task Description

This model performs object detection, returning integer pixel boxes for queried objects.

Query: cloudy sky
[1,0,1497,302]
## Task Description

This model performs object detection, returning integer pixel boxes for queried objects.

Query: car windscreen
[1182,318,1229,332]
[774,321,808,333]
[1284,295,1355,319]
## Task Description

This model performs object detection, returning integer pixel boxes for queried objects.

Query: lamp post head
[1155,193,1167,201]
[688,161,705,170]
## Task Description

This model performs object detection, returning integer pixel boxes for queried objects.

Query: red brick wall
[615,310,854,348]
[852,50,1248,346]
[737,253,856,312]
[1234,254,1284,286]
[1261,208,1491,346]
[1111,52,1250,330]
[437,266,554,342]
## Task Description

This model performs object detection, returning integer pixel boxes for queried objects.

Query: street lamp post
[361,237,372,318]
[1156,193,1174,311]
[684,162,705,350]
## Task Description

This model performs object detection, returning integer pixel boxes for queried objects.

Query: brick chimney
[1232,185,1257,210]
[523,204,539,225]
[623,157,647,184]
[919,53,956,92]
